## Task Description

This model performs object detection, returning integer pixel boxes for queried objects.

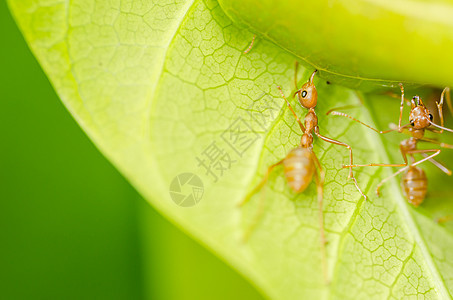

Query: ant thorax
[304,110,318,133]
[408,127,425,139]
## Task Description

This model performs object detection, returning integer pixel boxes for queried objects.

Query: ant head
[409,96,433,129]
[296,70,318,109]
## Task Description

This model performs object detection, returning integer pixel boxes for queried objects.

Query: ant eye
[429,114,433,121]
[301,91,307,98]
[410,120,415,126]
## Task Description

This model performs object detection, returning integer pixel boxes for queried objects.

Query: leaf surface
[8,0,453,298]
[218,0,453,91]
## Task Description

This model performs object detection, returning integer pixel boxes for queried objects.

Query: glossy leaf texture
[8,0,453,299]
[218,0,453,91]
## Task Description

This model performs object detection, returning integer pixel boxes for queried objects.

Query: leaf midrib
[145,0,197,139]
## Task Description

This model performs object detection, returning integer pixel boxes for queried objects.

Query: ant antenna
[309,70,317,84]
[428,120,453,133]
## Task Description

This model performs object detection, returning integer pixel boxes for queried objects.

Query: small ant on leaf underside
[328,84,453,206]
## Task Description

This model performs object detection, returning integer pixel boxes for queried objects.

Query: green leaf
[218,0,453,91]
[8,0,453,299]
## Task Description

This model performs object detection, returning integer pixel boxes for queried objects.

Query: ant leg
[445,87,453,116]
[344,143,409,168]
[425,127,443,134]
[294,61,299,89]
[277,86,306,132]
[433,87,451,133]
[385,90,411,106]
[398,83,405,131]
[314,127,367,200]
[326,105,362,115]
[376,149,441,196]
[243,34,256,54]
[426,89,453,132]
[239,159,284,207]
[325,91,365,114]
[420,137,453,149]
[312,154,328,284]
[419,153,452,175]
[437,215,453,223]
[241,185,268,243]
[239,159,284,242]
[327,110,408,134]
[312,151,325,183]
[312,153,326,248]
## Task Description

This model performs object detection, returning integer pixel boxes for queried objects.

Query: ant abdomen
[283,147,315,193]
[402,166,427,207]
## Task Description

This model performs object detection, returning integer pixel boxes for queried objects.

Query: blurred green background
[0,2,263,299]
